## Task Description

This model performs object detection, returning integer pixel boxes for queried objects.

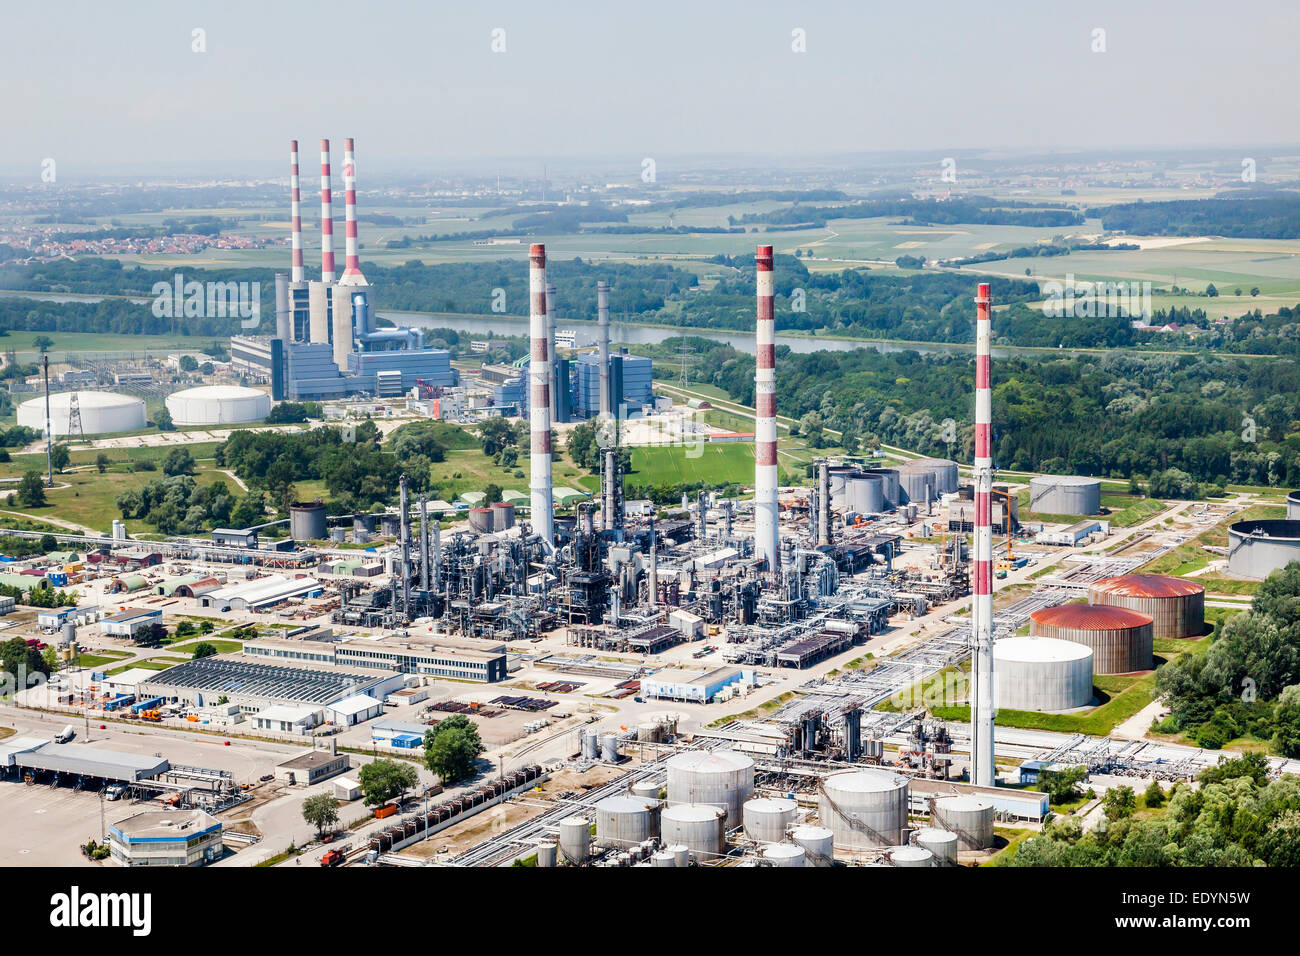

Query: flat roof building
[139,656,401,713]
[108,809,222,867]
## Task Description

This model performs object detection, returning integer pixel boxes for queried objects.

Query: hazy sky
[4,0,1298,177]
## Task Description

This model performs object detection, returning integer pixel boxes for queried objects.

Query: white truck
[54,725,75,744]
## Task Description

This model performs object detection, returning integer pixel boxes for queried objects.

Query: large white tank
[165,385,271,426]
[594,795,659,848]
[761,843,806,867]
[666,750,754,827]
[913,827,959,866]
[557,815,591,865]
[660,804,725,860]
[932,795,995,850]
[819,769,909,849]
[17,390,146,437]
[791,825,835,866]
[743,797,797,843]
[994,636,1094,712]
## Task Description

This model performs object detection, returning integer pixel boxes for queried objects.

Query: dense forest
[1003,753,1300,866]
[1154,566,1300,752]
[1089,195,1300,238]
[672,338,1300,487]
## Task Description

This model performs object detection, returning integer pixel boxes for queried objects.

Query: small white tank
[743,797,797,843]
[762,843,806,867]
[791,825,835,866]
[891,846,934,867]
[913,827,958,866]
[557,815,590,865]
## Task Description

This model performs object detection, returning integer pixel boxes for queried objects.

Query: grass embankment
[1137,503,1286,596]
[707,691,796,728]
[1016,491,1164,529]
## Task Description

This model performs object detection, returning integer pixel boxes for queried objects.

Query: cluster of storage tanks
[825,458,958,515]
[467,502,517,534]
[895,457,960,505]
[541,750,999,867]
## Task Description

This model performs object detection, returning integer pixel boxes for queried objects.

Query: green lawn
[74,652,131,669]
[168,639,242,655]
[628,442,760,490]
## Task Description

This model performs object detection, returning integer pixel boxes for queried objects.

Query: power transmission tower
[66,391,85,441]
[676,342,695,387]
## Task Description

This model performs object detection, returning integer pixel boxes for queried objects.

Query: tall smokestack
[529,244,555,553]
[648,514,658,608]
[754,245,780,571]
[545,282,558,420]
[818,459,831,547]
[289,141,304,283]
[319,139,335,282]
[971,281,996,788]
[338,138,367,286]
[419,496,430,597]
[399,474,411,622]
[597,280,611,418]
[274,272,291,342]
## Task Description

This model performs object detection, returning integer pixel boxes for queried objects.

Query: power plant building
[573,350,652,417]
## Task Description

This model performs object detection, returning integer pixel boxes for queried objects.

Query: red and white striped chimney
[971,281,996,788]
[529,244,555,553]
[338,137,367,286]
[289,140,304,283]
[754,245,780,571]
[319,138,335,283]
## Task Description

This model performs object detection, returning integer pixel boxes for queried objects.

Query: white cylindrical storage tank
[535,842,557,868]
[994,636,1094,712]
[557,815,590,865]
[762,843,806,867]
[846,475,884,515]
[791,825,834,866]
[17,390,147,437]
[932,796,995,850]
[661,805,724,861]
[666,749,754,827]
[668,844,690,868]
[866,468,901,508]
[630,778,662,801]
[827,467,854,509]
[913,827,958,866]
[891,846,934,868]
[1028,475,1102,515]
[897,466,934,505]
[651,850,676,868]
[743,797,797,843]
[166,385,271,426]
[595,795,659,849]
[1289,490,1300,521]
[600,733,620,762]
[580,730,599,761]
[637,721,662,743]
[819,769,909,850]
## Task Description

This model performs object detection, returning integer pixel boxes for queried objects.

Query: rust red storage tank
[1087,574,1205,640]
[1029,603,1154,674]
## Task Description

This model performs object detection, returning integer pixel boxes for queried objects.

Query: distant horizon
[5,0,1298,180]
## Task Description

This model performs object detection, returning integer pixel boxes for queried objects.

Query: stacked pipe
[274,272,291,342]
[754,245,780,571]
[319,139,335,282]
[399,474,411,622]
[338,138,367,286]
[648,515,658,607]
[970,282,996,788]
[597,280,611,418]
[289,140,304,283]
[529,244,555,553]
